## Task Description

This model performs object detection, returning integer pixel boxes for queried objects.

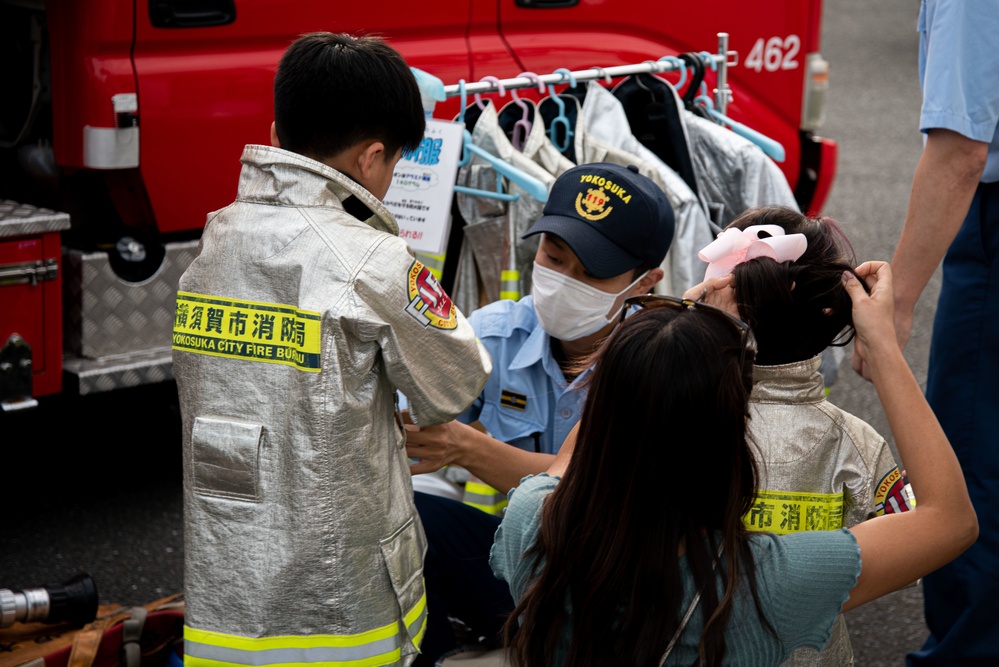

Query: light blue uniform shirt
[918,0,999,182]
[458,296,590,455]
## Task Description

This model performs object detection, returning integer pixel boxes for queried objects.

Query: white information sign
[383,118,464,256]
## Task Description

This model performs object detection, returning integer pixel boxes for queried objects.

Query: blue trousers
[413,491,515,667]
[908,181,999,666]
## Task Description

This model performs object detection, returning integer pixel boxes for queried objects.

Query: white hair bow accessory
[698,225,808,280]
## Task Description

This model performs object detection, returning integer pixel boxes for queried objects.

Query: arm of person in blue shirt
[409,276,738,492]
[852,128,987,380]
[406,420,555,494]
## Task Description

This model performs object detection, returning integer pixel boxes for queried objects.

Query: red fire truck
[0,0,835,410]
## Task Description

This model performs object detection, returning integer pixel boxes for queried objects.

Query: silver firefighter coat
[745,356,912,667]
[173,145,491,667]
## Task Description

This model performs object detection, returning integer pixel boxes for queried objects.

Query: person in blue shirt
[851,4,999,665]
[407,162,674,665]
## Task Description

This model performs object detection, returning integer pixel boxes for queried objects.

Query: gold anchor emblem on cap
[575,187,613,221]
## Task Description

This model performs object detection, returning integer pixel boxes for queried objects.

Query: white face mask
[531,261,648,341]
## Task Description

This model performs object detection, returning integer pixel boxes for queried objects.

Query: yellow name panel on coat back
[743,489,845,534]
[173,291,322,371]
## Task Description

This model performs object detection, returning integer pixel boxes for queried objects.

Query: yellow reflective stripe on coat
[184,592,427,667]
[464,480,508,515]
[499,270,520,301]
[742,490,845,534]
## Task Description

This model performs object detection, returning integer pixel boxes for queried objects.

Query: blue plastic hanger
[453,75,550,202]
[545,68,575,153]
[693,81,786,162]
[658,55,688,90]
[454,127,549,202]
[453,174,520,202]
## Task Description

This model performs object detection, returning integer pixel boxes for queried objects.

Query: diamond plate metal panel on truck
[63,240,198,359]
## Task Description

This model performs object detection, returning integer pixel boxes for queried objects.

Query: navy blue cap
[522,163,675,279]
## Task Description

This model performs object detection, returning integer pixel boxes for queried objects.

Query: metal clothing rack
[435,32,744,310]
[442,32,737,115]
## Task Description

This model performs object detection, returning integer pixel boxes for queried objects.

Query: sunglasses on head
[621,294,757,371]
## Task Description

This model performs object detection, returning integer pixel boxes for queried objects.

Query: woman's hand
[682,274,739,319]
[843,261,899,379]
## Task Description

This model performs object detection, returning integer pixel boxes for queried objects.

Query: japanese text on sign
[383,119,464,255]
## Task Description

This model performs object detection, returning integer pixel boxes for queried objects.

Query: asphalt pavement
[2,1,935,665]
[818,2,929,665]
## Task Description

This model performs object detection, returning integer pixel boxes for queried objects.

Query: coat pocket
[191,416,263,502]
[379,516,428,651]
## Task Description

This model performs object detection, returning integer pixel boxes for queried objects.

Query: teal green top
[490,474,862,666]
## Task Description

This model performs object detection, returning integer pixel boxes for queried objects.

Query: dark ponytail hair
[729,206,859,365]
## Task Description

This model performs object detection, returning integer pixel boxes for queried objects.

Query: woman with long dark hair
[489,261,977,666]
